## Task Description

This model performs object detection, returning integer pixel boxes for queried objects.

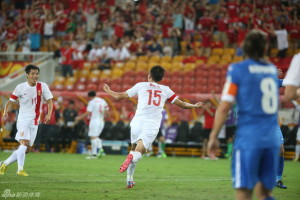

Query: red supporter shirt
[204,108,216,129]
[56,17,69,32]
[200,31,212,48]
[32,17,43,31]
[198,17,215,30]
[226,28,236,44]
[237,28,248,46]
[227,1,239,18]
[162,23,172,38]
[6,28,18,41]
[60,48,75,65]
[68,0,80,11]
[288,25,300,39]
[99,7,110,21]
[114,24,124,38]
[14,18,26,29]
[217,18,228,32]
[106,0,115,6]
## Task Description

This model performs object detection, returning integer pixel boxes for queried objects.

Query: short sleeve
[42,83,53,100]
[283,54,300,87]
[221,64,239,102]
[126,83,141,97]
[10,85,20,102]
[166,87,178,104]
[87,101,93,112]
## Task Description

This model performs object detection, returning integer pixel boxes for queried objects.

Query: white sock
[91,139,98,155]
[148,145,153,152]
[4,150,18,166]
[127,162,136,182]
[17,145,27,172]
[158,142,162,153]
[295,145,300,159]
[132,151,142,163]
[97,138,102,149]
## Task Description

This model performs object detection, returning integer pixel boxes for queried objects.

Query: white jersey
[10,81,53,125]
[126,82,178,125]
[283,53,300,87]
[87,97,108,122]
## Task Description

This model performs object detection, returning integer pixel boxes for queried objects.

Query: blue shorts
[231,147,280,190]
[277,127,284,144]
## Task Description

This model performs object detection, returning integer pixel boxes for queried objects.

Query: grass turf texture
[0,153,299,200]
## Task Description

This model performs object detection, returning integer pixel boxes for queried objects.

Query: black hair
[25,64,40,74]
[69,100,75,104]
[88,90,96,97]
[150,65,165,82]
[242,29,268,60]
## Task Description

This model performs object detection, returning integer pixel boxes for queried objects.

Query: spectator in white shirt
[88,42,102,62]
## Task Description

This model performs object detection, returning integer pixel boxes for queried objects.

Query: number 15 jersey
[126,82,178,125]
[222,59,281,149]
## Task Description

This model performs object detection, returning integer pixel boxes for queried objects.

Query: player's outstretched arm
[2,100,14,120]
[173,99,204,109]
[103,84,129,100]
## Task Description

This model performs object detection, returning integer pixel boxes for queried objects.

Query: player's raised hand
[195,102,204,108]
[103,84,110,93]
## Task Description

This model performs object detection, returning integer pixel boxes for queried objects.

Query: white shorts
[297,127,300,141]
[130,119,160,150]
[88,120,104,137]
[15,121,39,146]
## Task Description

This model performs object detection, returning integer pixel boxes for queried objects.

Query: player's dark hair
[69,100,75,105]
[88,90,96,97]
[150,65,165,82]
[25,64,40,74]
[242,29,267,60]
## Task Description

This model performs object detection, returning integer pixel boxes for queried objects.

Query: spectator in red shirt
[288,19,300,52]
[59,41,75,77]
[226,23,237,48]
[5,23,18,58]
[216,12,229,47]
[200,100,216,159]
[98,1,110,22]
[199,28,213,57]
[56,12,70,42]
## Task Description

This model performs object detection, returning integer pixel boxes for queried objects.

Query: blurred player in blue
[208,30,280,200]
[276,78,287,189]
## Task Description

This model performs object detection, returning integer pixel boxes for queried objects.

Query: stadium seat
[149,55,161,62]
[124,62,136,71]
[78,69,89,83]
[111,68,123,79]
[135,62,148,71]
[161,56,172,62]
[137,56,148,62]
[183,63,196,71]
[211,48,224,56]
[83,62,92,70]
[171,62,183,72]
[173,55,184,62]
[100,70,112,79]
[87,83,97,91]
[224,48,235,56]
[232,56,243,62]
[75,83,86,91]
[160,62,172,71]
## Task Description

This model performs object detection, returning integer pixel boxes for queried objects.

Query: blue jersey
[222,59,281,149]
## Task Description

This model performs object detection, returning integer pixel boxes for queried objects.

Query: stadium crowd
[1,0,300,65]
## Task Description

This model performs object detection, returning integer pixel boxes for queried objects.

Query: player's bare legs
[121,140,147,188]
[86,136,100,159]
[0,139,30,176]
[236,189,252,200]
[255,182,274,200]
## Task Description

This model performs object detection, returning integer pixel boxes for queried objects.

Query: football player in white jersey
[283,53,300,100]
[76,91,109,159]
[103,65,204,188]
[0,64,53,176]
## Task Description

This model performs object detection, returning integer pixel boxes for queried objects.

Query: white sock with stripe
[17,145,27,172]
[127,151,136,181]
[97,138,102,150]
[4,150,18,166]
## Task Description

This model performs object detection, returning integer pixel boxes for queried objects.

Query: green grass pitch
[0,152,299,200]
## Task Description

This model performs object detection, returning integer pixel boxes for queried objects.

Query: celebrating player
[0,64,53,176]
[208,30,280,200]
[76,91,109,159]
[103,65,204,188]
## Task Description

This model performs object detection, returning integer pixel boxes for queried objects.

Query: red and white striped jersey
[126,82,178,124]
[9,81,53,125]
